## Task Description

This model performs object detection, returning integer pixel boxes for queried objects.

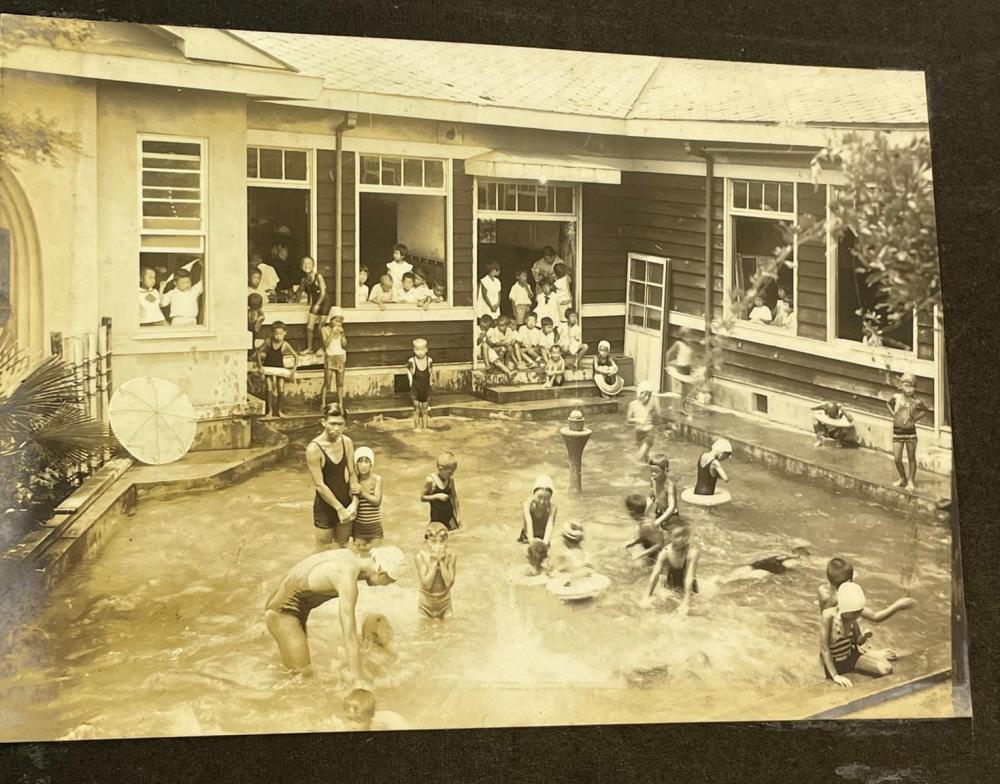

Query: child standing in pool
[518,475,557,545]
[664,328,702,416]
[648,453,679,528]
[416,522,457,619]
[255,321,299,418]
[351,447,384,551]
[592,340,624,397]
[646,520,699,614]
[406,338,433,431]
[694,439,732,497]
[321,306,348,413]
[627,382,657,462]
[887,372,929,490]
[421,451,461,531]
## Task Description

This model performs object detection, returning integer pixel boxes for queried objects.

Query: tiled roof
[232,30,928,127]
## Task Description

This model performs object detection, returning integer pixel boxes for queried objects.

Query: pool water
[0,416,951,741]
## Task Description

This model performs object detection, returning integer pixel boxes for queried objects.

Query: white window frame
[475,180,578,220]
[355,151,455,311]
[137,133,209,334]
[247,145,312,189]
[626,252,667,336]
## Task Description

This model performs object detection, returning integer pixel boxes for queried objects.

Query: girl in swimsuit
[694,439,732,497]
[351,446,383,551]
[421,451,462,531]
[646,521,700,615]
[406,338,433,431]
[648,453,679,528]
[821,582,897,687]
[592,340,624,397]
[298,256,328,354]
[518,474,557,545]
[416,522,457,619]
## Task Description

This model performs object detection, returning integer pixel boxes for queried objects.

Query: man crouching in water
[264,546,406,681]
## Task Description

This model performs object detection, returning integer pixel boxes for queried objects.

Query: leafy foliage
[0,329,111,517]
[0,17,95,170]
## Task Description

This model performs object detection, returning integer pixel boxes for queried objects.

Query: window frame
[137,133,209,334]
[626,253,666,336]
[246,145,312,189]
[474,179,578,219]
[355,151,454,310]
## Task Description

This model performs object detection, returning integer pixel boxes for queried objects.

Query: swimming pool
[0,415,952,740]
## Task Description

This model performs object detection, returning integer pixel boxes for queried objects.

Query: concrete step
[482,379,602,404]
[449,396,624,422]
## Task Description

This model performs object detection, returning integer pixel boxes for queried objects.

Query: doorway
[624,253,668,390]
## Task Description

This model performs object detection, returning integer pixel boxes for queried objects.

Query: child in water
[351,447,384,551]
[421,451,461,531]
[646,520,699,615]
[693,439,732,497]
[343,688,410,731]
[551,522,593,585]
[627,382,657,462]
[525,540,552,577]
[623,493,665,562]
[821,582,897,688]
[648,453,679,528]
[518,474,557,546]
[416,522,457,619]
[664,327,703,416]
[817,557,918,620]
[406,338,433,431]
[887,372,929,490]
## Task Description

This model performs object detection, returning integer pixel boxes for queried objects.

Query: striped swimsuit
[825,615,862,676]
[352,475,384,541]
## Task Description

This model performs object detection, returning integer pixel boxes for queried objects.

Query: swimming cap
[327,306,345,319]
[355,446,375,467]
[637,381,654,395]
[837,581,866,613]
[712,438,733,455]
[598,340,611,353]
[413,338,428,349]
[370,546,407,581]
[533,475,555,493]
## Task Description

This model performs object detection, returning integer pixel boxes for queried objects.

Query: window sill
[262,303,473,324]
[132,327,213,340]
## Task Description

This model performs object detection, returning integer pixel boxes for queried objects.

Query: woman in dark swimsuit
[305,406,358,549]
[694,439,732,496]
[518,474,557,544]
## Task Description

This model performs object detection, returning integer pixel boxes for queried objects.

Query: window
[138,137,207,328]
[247,147,313,300]
[477,181,575,215]
[358,154,450,307]
[835,229,913,350]
[729,179,797,331]
[627,256,665,333]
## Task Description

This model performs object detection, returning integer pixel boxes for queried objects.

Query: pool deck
[672,406,952,517]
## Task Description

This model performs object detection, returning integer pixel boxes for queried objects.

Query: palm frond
[19,406,111,467]
[0,328,29,393]
[0,356,81,435]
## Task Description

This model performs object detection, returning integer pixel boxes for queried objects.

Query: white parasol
[109,376,197,465]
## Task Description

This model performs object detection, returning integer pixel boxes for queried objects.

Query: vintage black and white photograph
[0,13,969,741]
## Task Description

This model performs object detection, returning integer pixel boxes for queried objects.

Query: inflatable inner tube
[681,487,732,507]
[594,374,625,397]
[546,573,611,601]
[814,412,853,428]
[261,366,293,379]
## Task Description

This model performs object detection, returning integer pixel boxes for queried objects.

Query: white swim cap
[837,582,866,613]
[370,546,407,581]
[598,340,611,352]
[327,306,345,319]
[533,474,555,493]
[355,446,375,467]
[637,381,654,395]
[712,438,733,455]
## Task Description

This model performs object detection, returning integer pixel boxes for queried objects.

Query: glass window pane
[381,158,402,186]
[259,148,283,179]
[143,156,200,171]
[630,258,646,282]
[517,184,536,212]
[555,186,574,213]
[749,181,763,210]
[246,148,258,178]
[503,184,519,211]
[733,180,748,209]
[361,155,380,185]
[142,140,201,157]
[477,182,488,208]
[647,307,662,331]
[646,261,664,284]
[645,284,663,307]
[424,159,445,188]
[763,182,780,211]
[143,187,200,200]
[404,157,423,187]
[143,201,200,219]
[284,150,307,181]
[142,170,200,189]
[628,303,645,328]
[779,183,793,213]
[536,186,551,212]
[628,280,645,305]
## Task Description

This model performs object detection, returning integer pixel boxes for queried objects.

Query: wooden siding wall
[345,320,472,368]
[452,160,474,307]
[582,172,724,321]
[796,184,827,340]
[316,149,356,307]
[582,316,625,355]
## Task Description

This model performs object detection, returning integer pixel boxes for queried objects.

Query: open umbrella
[108,376,197,465]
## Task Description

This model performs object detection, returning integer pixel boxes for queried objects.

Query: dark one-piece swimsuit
[312,439,354,544]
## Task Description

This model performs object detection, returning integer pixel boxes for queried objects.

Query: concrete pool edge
[0,420,290,641]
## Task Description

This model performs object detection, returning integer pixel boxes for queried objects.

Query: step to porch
[480,379,603,404]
